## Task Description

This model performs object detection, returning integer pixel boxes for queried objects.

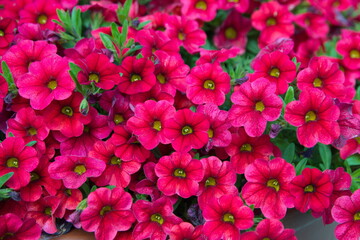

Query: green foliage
[318,143,332,170]
[295,158,308,175]
[0,172,14,188]
[117,0,132,25]
[25,141,37,147]
[53,8,83,44]
[283,143,295,163]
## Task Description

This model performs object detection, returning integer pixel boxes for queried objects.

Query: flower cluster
[0,0,359,240]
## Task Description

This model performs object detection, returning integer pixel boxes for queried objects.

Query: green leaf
[346,154,360,166]
[100,33,116,52]
[351,168,360,178]
[69,62,85,95]
[7,132,14,137]
[123,44,143,58]
[0,172,14,188]
[318,143,332,170]
[119,20,129,47]
[136,53,143,59]
[76,198,88,210]
[136,194,148,200]
[25,141,37,147]
[79,98,89,115]
[295,158,308,175]
[90,185,97,192]
[284,86,295,104]
[1,61,15,87]
[80,183,90,195]
[283,143,295,163]
[355,86,360,100]
[0,188,11,200]
[137,20,151,30]
[71,8,82,38]
[105,185,116,190]
[111,23,121,46]
[117,0,132,24]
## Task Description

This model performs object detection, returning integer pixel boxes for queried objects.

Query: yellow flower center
[61,106,73,117]
[110,156,121,165]
[131,74,142,82]
[153,120,162,131]
[89,73,100,83]
[350,49,360,59]
[0,30,4,37]
[241,143,252,152]
[267,179,280,191]
[270,67,280,78]
[27,127,37,136]
[304,184,314,193]
[44,207,52,216]
[113,114,124,125]
[223,213,235,223]
[174,168,186,178]
[182,126,193,135]
[74,164,86,175]
[30,172,40,181]
[208,129,214,138]
[47,80,57,90]
[205,177,216,186]
[313,78,322,87]
[151,213,164,224]
[263,238,271,240]
[66,189,72,196]
[225,27,237,40]
[354,212,360,221]
[1,233,14,239]
[195,0,207,10]
[227,0,239,2]
[6,157,18,168]
[305,111,317,122]
[255,101,265,112]
[355,136,360,144]
[266,17,277,26]
[203,80,215,90]
[100,206,112,216]
[157,74,166,84]
[37,14,48,24]
[178,32,185,41]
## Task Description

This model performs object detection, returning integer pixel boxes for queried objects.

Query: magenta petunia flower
[163,109,210,152]
[89,140,141,188]
[127,100,176,150]
[132,197,182,240]
[218,0,249,13]
[0,75,7,112]
[117,56,156,95]
[155,152,204,198]
[80,187,136,240]
[331,189,360,240]
[170,222,204,240]
[290,168,333,213]
[165,15,206,54]
[197,157,238,208]
[0,213,41,240]
[297,56,346,100]
[180,0,218,22]
[202,194,254,240]
[241,219,296,240]
[197,103,232,150]
[17,55,75,110]
[55,187,83,218]
[229,78,283,137]
[284,89,340,147]
[2,40,57,81]
[0,18,16,50]
[241,158,295,219]
[336,36,360,70]
[48,156,106,189]
[76,52,121,90]
[0,137,39,190]
[250,51,296,95]
[225,127,276,174]
[41,92,92,138]
[186,63,230,106]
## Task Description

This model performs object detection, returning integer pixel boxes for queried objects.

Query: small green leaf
[1,61,15,87]
[119,20,129,47]
[76,198,88,210]
[284,86,295,104]
[136,194,148,200]
[90,185,97,192]
[355,86,360,100]
[295,158,308,175]
[117,0,132,24]
[100,33,116,52]
[111,23,121,46]
[79,98,89,115]
[25,141,37,147]
[283,143,295,163]
[105,185,116,190]
[71,8,82,38]
[136,53,143,59]
[0,172,14,188]
[0,188,12,200]
[7,132,14,137]
[137,20,151,30]
[346,154,360,166]
[123,44,143,58]
[80,183,90,195]
[69,62,85,95]
[318,143,332,170]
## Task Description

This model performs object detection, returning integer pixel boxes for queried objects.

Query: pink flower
[198,157,238,208]
[170,222,204,240]
[284,89,340,147]
[241,219,296,240]
[0,213,41,240]
[132,197,182,240]
[48,156,106,189]
[202,194,254,240]
[180,0,218,22]
[155,152,204,198]
[163,109,210,152]
[0,137,39,190]
[80,187,136,240]
[241,158,295,219]
[331,189,360,240]
[127,100,176,150]
[186,63,231,106]
[290,168,333,213]
[229,78,283,137]
[17,55,75,110]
